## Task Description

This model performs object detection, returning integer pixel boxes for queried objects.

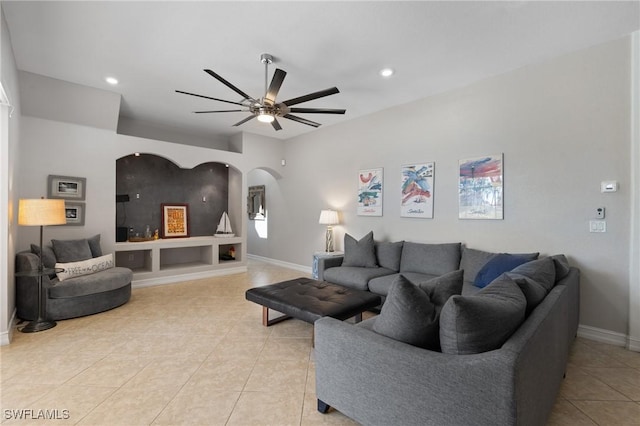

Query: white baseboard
[131,266,248,289]
[627,335,640,352]
[247,254,311,274]
[577,324,628,347]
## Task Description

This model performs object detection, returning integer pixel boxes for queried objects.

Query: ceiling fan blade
[283,114,321,128]
[281,87,340,107]
[232,115,256,127]
[288,107,346,115]
[175,90,245,106]
[271,117,283,131]
[193,110,244,114]
[204,69,253,101]
[264,69,287,106]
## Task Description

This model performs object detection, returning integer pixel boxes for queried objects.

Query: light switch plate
[589,220,606,233]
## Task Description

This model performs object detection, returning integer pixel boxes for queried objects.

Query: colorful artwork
[459,154,503,219]
[401,163,434,218]
[357,168,383,216]
[161,203,190,238]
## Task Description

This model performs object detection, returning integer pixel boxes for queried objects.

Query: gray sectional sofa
[315,233,580,425]
[16,235,132,321]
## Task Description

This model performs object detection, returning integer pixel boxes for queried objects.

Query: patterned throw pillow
[55,254,114,281]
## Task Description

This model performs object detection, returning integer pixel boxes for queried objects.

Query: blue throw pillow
[474,253,531,288]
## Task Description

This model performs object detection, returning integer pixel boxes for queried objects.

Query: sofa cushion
[505,273,548,315]
[399,242,461,276]
[460,247,539,285]
[440,274,527,355]
[87,234,103,257]
[474,253,531,288]
[550,254,571,280]
[49,267,133,299]
[323,266,394,291]
[342,232,377,268]
[509,257,556,292]
[373,275,439,349]
[30,244,57,269]
[375,241,404,271]
[55,254,114,282]
[52,238,93,263]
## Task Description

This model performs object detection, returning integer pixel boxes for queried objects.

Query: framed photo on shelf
[47,175,86,200]
[458,154,503,220]
[161,203,190,238]
[357,167,383,216]
[64,202,85,226]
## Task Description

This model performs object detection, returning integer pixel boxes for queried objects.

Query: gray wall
[116,154,229,237]
[249,36,633,336]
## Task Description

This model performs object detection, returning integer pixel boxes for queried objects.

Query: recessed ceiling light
[380,68,394,78]
[105,76,119,85]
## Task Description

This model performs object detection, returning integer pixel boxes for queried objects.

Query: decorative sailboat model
[214,211,235,238]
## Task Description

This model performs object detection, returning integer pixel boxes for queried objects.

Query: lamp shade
[318,209,339,226]
[18,199,67,226]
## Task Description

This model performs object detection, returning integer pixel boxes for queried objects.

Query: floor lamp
[18,198,67,333]
[319,209,339,253]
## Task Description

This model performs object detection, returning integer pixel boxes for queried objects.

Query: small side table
[15,268,62,333]
[312,251,344,280]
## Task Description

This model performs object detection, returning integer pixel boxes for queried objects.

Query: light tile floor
[1,260,639,425]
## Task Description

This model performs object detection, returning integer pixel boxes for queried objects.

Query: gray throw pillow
[439,274,527,355]
[505,273,548,315]
[375,241,404,271]
[30,244,56,269]
[373,275,438,350]
[550,254,571,280]
[52,238,93,263]
[415,269,464,313]
[509,257,556,292]
[342,231,377,268]
[399,242,461,276]
[88,234,102,257]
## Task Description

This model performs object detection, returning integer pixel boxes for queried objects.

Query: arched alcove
[116,153,238,237]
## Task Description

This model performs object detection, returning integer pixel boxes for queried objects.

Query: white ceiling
[3,1,640,141]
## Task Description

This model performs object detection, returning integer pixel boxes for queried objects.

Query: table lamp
[18,198,66,332]
[318,209,339,252]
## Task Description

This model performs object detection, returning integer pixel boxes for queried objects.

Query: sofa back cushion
[509,257,556,292]
[30,244,57,269]
[400,242,461,276]
[460,247,539,286]
[342,231,378,268]
[375,241,404,271]
[440,274,527,355]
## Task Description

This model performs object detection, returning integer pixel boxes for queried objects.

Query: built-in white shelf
[115,236,245,287]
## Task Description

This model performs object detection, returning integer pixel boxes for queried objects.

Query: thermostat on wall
[600,181,618,193]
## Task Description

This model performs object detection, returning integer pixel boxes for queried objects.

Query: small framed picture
[47,175,87,200]
[161,203,190,238]
[64,202,85,226]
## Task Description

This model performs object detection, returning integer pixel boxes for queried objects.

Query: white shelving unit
[115,236,245,287]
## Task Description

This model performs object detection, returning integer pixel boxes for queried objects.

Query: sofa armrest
[316,256,343,281]
[314,317,517,426]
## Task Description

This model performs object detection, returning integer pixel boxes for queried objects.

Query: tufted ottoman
[245,277,381,328]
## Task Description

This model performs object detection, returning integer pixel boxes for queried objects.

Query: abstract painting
[401,163,434,218]
[357,168,383,216]
[459,154,503,219]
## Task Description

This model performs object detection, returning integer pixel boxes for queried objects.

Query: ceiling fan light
[257,112,275,123]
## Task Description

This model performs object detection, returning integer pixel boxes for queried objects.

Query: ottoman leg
[262,306,290,326]
[318,399,331,414]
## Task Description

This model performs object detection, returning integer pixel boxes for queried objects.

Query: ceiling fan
[176,54,346,131]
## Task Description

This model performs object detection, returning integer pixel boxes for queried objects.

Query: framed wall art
[161,203,190,238]
[47,175,86,200]
[458,154,503,220]
[401,163,434,219]
[64,202,85,226]
[357,168,383,216]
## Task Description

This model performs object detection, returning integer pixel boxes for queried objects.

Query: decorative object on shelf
[357,168,383,216]
[215,211,235,237]
[401,163,434,219]
[248,185,266,220]
[63,201,85,226]
[47,175,86,200]
[318,209,339,252]
[459,154,504,220]
[161,203,190,238]
[153,229,159,240]
[17,198,67,332]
